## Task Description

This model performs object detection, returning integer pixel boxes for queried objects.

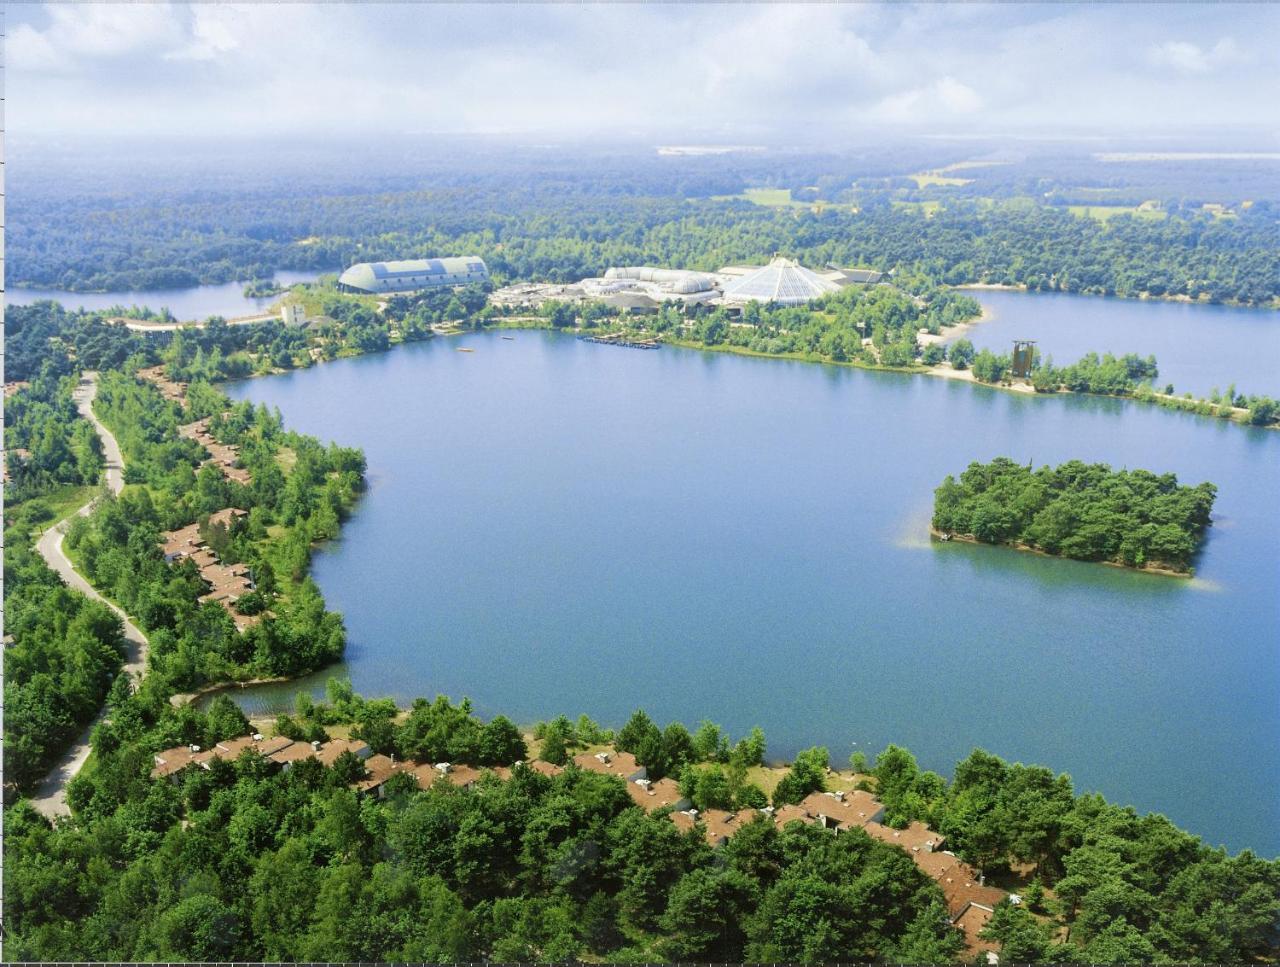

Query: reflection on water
[7,269,330,322]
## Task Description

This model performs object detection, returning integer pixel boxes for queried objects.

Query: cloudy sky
[8,2,1279,143]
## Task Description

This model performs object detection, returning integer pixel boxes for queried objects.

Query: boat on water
[457,347,475,353]
[501,336,515,340]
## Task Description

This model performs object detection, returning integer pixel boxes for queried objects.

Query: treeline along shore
[5,679,1279,963]
[12,262,1278,431]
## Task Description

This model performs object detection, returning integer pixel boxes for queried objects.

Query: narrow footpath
[27,372,150,818]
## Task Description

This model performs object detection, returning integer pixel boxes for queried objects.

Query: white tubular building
[603,267,718,296]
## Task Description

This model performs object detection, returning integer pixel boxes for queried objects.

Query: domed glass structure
[720,257,841,306]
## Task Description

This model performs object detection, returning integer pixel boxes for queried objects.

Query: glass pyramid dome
[721,257,841,306]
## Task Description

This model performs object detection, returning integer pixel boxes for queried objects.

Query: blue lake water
[222,323,1280,857]
[6,270,327,322]
[960,289,1280,399]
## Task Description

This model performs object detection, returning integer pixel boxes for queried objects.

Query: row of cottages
[570,750,693,813]
[161,507,259,631]
[669,786,1011,955]
[137,365,252,485]
[137,366,188,403]
[151,732,569,799]
[178,416,252,485]
[152,734,374,780]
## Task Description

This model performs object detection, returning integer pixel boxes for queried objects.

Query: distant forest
[9,142,1279,305]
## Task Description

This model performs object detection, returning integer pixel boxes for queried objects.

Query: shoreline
[953,282,1279,311]
[930,527,1191,578]
[169,675,298,708]
[918,303,996,347]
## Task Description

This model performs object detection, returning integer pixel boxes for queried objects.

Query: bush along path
[28,372,149,818]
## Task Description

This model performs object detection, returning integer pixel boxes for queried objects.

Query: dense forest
[2,518,126,789]
[3,302,366,795]
[932,458,1217,573]
[10,153,1280,304]
[3,373,119,787]
[3,371,104,501]
[5,683,1277,963]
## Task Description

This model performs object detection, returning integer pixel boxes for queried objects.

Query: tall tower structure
[1011,340,1037,379]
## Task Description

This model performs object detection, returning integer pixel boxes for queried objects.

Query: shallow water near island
[221,325,1280,856]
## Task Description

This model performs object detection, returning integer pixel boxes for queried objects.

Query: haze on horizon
[8,2,1280,148]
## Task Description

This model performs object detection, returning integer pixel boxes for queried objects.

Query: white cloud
[164,7,242,62]
[5,3,1278,141]
[873,76,983,123]
[7,23,63,71]
[11,4,189,67]
[1147,38,1243,75]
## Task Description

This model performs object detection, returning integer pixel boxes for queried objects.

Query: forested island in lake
[932,458,1217,574]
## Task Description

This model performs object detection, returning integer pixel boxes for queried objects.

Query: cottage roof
[626,776,687,812]
[315,738,372,766]
[572,749,645,780]
[799,789,884,830]
[863,819,945,853]
[772,804,817,829]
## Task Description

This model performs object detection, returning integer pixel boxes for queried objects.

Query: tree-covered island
[932,458,1216,574]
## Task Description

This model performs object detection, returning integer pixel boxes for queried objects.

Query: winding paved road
[27,372,150,818]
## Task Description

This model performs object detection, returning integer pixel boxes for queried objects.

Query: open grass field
[712,187,809,208]
[1067,204,1168,222]
[9,485,97,541]
[908,171,973,188]
[892,199,943,216]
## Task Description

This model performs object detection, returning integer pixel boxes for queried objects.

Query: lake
[222,324,1280,857]
[960,289,1280,399]
[6,270,328,322]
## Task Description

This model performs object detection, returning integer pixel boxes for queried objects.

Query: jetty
[578,332,662,350]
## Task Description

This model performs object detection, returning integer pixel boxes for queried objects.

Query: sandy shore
[930,528,1191,578]
[925,362,1036,394]
[917,302,996,347]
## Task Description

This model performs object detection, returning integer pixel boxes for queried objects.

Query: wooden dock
[577,333,662,350]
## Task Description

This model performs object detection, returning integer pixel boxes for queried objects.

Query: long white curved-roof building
[720,257,841,306]
[338,257,489,295]
[603,266,718,295]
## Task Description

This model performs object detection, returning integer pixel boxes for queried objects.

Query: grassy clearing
[892,200,943,216]
[1067,204,1167,222]
[908,172,973,188]
[9,485,97,542]
[712,187,808,208]
[938,160,1013,173]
